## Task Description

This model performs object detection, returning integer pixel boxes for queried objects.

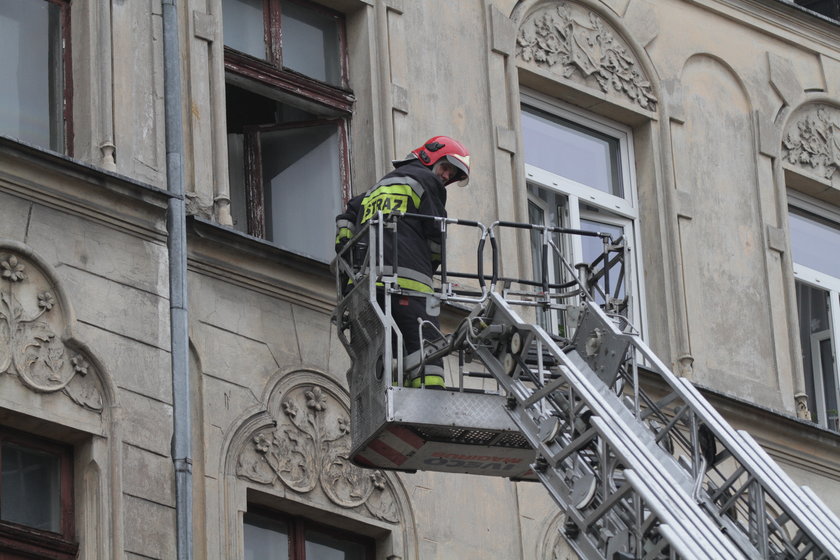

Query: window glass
[0,0,63,151]
[580,217,625,302]
[795,280,838,428]
[521,106,622,197]
[262,124,342,262]
[244,512,290,560]
[281,1,341,85]
[1,441,61,532]
[305,528,368,560]
[819,336,838,430]
[789,210,840,278]
[222,0,267,60]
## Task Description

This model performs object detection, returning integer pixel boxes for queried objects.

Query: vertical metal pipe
[161,0,192,559]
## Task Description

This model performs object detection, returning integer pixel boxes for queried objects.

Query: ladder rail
[582,300,840,559]
[474,293,751,559]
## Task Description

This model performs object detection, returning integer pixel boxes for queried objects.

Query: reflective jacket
[335,159,446,293]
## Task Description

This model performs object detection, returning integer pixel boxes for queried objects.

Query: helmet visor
[445,155,470,187]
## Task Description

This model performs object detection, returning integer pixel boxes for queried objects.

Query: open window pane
[789,209,840,278]
[796,281,835,426]
[281,1,341,85]
[521,106,622,197]
[244,512,290,560]
[1,442,61,532]
[261,124,343,262]
[0,0,63,151]
[222,0,268,60]
[819,336,838,430]
[305,528,368,560]
[581,217,625,303]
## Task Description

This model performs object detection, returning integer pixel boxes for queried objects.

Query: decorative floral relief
[516,2,657,111]
[236,384,400,523]
[0,253,103,411]
[782,106,840,180]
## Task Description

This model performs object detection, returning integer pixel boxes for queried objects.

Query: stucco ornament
[782,106,840,180]
[0,252,102,411]
[237,383,400,523]
[516,2,657,111]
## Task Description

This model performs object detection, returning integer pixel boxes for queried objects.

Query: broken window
[0,0,70,153]
[222,0,352,262]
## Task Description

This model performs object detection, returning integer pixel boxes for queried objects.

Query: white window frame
[789,190,840,429]
[521,90,647,337]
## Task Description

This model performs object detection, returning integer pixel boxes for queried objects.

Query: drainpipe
[161,1,192,559]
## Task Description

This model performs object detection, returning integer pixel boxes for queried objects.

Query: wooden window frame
[224,0,354,247]
[242,118,350,239]
[223,0,351,101]
[53,0,73,155]
[244,505,375,560]
[0,429,77,560]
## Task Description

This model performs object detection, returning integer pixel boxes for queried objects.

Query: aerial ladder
[332,212,840,560]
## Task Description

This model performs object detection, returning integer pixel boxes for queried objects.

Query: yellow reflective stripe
[407,375,445,388]
[335,228,353,244]
[360,184,422,223]
[374,278,433,293]
[396,277,433,293]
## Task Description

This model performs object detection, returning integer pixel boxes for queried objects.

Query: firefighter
[335,136,471,389]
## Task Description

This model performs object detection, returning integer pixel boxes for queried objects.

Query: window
[223,0,353,263]
[0,429,77,560]
[789,193,840,431]
[794,0,840,20]
[520,93,644,335]
[244,508,374,560]
[0,0,71,153]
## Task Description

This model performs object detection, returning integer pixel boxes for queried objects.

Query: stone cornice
[187,217,336,314]
[686,0,840,54]
[0,136,171,243]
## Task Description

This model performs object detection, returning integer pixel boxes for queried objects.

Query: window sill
[0,521,78,560]
[187,216,336,313]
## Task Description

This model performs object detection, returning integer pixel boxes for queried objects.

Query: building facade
[1,0,840,558]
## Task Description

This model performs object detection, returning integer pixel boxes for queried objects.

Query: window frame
[243,505,376,560]
[0,428,77,560]
[223,0,352,109]
[789,190,840,430]
[520,90,647,336]
[241,117,350,241]
[223,0,354,259]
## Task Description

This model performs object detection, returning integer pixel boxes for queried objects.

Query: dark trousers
[377,290,444,378]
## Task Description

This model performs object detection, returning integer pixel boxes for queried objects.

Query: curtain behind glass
[262,124,342,262]
[521,106,622,198]
[281,1,340,85]
[222,0,267,60]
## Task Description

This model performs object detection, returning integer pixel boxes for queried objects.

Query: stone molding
[515,1,657,111]
[783,104,840,181]
[235,374,401,524]
[0,245,103,412]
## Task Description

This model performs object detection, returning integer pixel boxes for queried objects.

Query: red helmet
[411,136,471,186]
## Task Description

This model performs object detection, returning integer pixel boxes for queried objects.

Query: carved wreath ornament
[782,106,840,180]
[0,253,102,411]
[516,2,657,111]
[237,384,400,523]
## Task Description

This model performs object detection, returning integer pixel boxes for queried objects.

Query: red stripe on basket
[368,438,408,466]
[387,426,425,449]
